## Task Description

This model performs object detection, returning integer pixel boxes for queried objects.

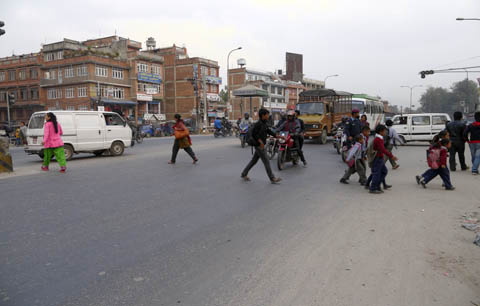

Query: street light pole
[400,85,423,113]
[456,18,480,21]
[226,47,242,118]
[323,74,339,88]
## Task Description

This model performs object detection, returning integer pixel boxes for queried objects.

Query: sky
[1,0,479,109]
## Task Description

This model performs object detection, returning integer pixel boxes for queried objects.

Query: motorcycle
[277,131,300,170]
[333,127,344,155]
[266,136,279,159]
[214,127,225,138]
[239,123,249,148]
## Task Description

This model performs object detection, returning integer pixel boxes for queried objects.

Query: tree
[419,87,452,113]
[219,89,228,103]
[451,79,479,114]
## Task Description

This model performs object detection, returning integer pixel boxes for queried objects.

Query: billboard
[286,52,303,82]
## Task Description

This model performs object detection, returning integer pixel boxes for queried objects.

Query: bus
[296,89,353,144]
[352,94,385,128]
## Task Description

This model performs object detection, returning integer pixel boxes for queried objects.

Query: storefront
[92,98,137,118]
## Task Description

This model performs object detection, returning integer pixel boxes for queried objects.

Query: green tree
[451,79,479,113]
[419,87,453,113]
[219,89,228,103]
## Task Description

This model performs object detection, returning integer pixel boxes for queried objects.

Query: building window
[0,71,5,81]
[201,66,208,76]
[19,70,26,80]
[30,87,39,100]
[137,63,148,73]
[210,84,218,93]
[95,66,108,77]
[209,67,217,76]
[66,106,75,111]
[46,69,56,80]
[151,65,161,75]
[30,68,38,79]
[112,68,123,79]
[0,91,6,101]
[270,86,275,94]
[66,87,75,98]
[77,65,88,76]
[47,88,61,100]
[8,70,15,81]
[45,53,54,62]
[57,51,63,60]
[277,87,282,95]
[78,105,89,111]
[112,87,124,99]
[64,67,74,78]
[78,87,87,97]
[19,88,28,100]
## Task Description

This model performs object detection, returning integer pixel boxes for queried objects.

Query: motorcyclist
[214,117,222,133]
[222,117,232,134]
[295,110,306,151]
[276,110,307,166]
[240,112,253,126]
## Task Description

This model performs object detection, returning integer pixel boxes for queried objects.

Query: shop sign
[207,93,220,102]
[137,72,162,84]
[205,75,222,85]
[137,93,153,102]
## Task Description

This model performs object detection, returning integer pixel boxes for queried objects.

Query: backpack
[384,128,391,146]
[427,147,441,169]
[246,124,257,146]
[366,138,377,168]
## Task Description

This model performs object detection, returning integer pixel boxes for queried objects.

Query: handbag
[178,136,190,148]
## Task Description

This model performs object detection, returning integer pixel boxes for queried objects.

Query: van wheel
[38,150,44,159]
[399,135,406,145]
[64,145,74,161]
[94,150,105,157]
[319,128,328,144]
[110,141,125,156]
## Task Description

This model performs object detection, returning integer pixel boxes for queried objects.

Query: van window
[29,114,45,129]
[393,116,407,125]
[105,113,125,126]
[75,114,99,128]
[412,116,430,126]
[432,115,448,125]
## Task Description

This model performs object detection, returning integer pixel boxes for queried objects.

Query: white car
[25,111,133,160]
[391,113,451,143]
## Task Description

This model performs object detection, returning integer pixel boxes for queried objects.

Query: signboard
[137,72,162,84]
[137,93,153,102]
[207,93,221,102]
[146,87,158,95]
[143,113,166,121]
[205,75,222,85]
[208,111,217,117]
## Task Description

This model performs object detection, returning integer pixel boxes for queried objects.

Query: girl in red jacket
[416,138,454,190]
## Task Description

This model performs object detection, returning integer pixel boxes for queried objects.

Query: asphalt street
[1,136,479,306]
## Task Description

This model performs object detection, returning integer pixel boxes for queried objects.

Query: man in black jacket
[464,111,480,175]
[446,111,468,171]
[241,108,282,183]
[345,109,362,143]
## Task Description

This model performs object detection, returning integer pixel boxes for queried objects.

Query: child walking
[340,134,366,185]
[416,138,454,190]
[41,112,67,173]
[369,124,398,194]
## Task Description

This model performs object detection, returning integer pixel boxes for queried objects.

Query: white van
[25,111,133,160]
[391,113,451,143]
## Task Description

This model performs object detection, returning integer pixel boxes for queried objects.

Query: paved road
[1,137,479,306]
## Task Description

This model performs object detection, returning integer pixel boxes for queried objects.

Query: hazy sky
[1,0,479,109]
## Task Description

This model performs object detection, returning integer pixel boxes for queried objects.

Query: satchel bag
[178,136,190,149]
[175,128,189,139]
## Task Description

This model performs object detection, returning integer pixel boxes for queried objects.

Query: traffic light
[420,70,434,79]
[0,21,5,36]
[7,93,15,105]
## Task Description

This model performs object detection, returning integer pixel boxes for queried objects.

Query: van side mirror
[123,120,127,127]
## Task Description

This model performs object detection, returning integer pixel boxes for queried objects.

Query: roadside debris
[461,212,480,247]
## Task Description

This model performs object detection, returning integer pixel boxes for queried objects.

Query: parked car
[391,113,451,143]
[24,111,133,160]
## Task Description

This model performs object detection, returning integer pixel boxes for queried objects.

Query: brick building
[228,67,290,121]
[0,53,43,125]
[149,45,221,125]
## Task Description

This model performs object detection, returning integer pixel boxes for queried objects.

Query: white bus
[352,94,385,128]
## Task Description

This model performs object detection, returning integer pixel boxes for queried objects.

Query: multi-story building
[284,81,305,108]
[228,67,289,121]
[0,53,43,124]
[302,77,325,90]
[150,45,221,125]
[40,36,164,122]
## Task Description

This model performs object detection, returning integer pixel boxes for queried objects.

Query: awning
[148,101,160,105]
[233,84,268,97]
[92,98,137,106]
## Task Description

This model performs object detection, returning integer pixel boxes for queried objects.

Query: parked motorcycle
[214,127,225,138]
[277,131,299,170]
[266,136,279,159]
[239,123,249,148]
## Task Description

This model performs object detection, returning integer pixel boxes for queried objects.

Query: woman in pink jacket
[41,112,67,173]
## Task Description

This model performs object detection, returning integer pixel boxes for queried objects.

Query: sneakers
[369,190,384,194]
[339,178,349,184]
[303,161,308,167]
[193,158,199,164]
[473,172,479,176]
[392,165,400,170]
[445,186,456,191]
[420,180,426,188]
[241,175,251,181]
[383,184,392,190]
[59,166,66,173]
[415,175,421,185]
[41,166,49,171]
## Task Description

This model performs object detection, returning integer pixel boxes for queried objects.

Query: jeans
[171,139,196,162]
[449,141,467,170]
[422,167,453,188]
[370,157,388,191]
[241,147,275,180]
[470,142,480,173]
[342,159,367,183]
[293,136,306,163]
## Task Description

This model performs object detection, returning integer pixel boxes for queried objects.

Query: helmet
[287,110,295,116]
[244,112,249,118]
[352,108,360,114]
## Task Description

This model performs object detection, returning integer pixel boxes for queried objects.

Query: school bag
[246,125,257,146]
[384,128,391,146]
[427,147,441,169]
[366,138,377,168]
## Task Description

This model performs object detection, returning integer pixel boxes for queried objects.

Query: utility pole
[226,47,242,119]
[6,93,11,129]
[202,77,207,129]
[400,85,422,113]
